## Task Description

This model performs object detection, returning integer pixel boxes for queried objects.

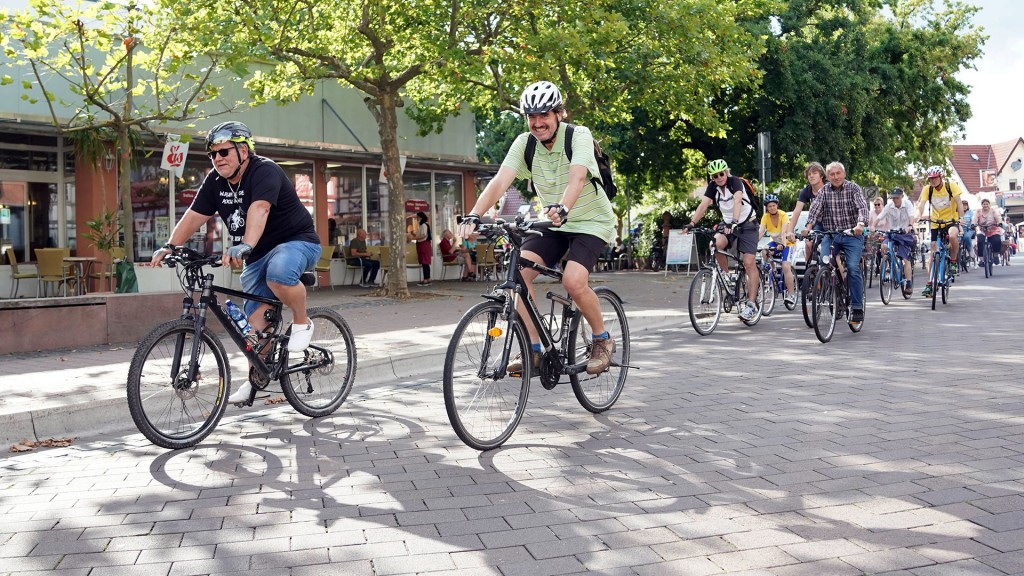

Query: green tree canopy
[1,0,246,260]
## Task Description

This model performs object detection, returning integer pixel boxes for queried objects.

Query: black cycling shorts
[520,228,606,272]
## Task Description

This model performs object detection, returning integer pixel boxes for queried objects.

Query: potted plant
[82,210,126,291]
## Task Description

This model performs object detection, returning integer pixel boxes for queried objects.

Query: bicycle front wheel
[127,319,230,450]
[800,265,817,328]
[280,307,357,418]
[930,257,940,310]
[688,268,722,335]
[761,269,777,317]
[879,258,893,305]
[569,287,629,413]
[443,301,530,450]
[812,268,838,343]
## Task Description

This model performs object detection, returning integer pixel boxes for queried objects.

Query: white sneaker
[784,293,797,306]
[739,302,757,321]
[288,320,315,352]
[228,381,253,404]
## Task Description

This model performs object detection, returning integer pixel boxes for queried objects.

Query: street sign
[0,207,9,225]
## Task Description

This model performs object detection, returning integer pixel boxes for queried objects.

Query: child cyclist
[757,194,797,306]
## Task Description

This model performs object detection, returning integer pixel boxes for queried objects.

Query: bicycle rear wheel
[688,268,722,335]
[127,319,230,450]
[812,268,838,343]
[569,287,629,413]
[443,301,530,450]
[879,258,893,305]
[280,307,357,418]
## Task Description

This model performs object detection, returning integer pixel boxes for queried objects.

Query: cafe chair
[35,248,74,297]
[5,247,39,299]
[314,244,335,290]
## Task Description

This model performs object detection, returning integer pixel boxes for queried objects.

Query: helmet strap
[225,144,248,182]
[540,119,560,147]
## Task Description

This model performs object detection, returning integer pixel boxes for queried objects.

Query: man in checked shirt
[800,161,870,327]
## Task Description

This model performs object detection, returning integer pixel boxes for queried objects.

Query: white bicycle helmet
[926,165,944,178]
[519,81,563,115]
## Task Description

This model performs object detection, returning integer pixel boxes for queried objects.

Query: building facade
[0,73,493,276]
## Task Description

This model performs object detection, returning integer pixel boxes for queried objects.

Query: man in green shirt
[348,228,380,287]
[459,81,616,375]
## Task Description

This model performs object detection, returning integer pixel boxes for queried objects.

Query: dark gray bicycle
[442,217,632,451]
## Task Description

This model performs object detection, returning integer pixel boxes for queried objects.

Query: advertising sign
[160,134,189,177]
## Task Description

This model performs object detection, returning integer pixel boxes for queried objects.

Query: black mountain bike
[443,218,631,450]
[127,246,356,449]
[799,232,825,328]
[808,230,866,343]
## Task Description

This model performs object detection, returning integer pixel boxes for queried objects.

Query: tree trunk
[118,124,134,262]
[368,89,410,299]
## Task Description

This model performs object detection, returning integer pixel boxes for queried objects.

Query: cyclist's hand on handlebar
[543,204,568,226]
[458,213,481,238]
[150,244,173,267]
[224,242,252,268]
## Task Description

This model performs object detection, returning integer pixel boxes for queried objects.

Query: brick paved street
[1,260,1023,575]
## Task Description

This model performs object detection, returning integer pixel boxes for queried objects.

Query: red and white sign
[160,135,189,177]
[405,199,429,213]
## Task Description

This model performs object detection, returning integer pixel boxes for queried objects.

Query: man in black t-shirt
[150,121,322,403]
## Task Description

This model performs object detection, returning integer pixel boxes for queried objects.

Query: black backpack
[524,123,618,201]
[738,176,763,222]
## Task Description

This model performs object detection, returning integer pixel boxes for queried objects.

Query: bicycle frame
[484,231,587,380]
[696,229,747,306]
[882,232,906,287]
[173,266,327,392]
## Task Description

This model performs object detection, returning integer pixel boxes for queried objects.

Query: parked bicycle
[128,246,356,449]
[687,225,766,335]
[877,229,915,304]
[806,230,866,343]
[921,218,956,310]
[442,217,632,451]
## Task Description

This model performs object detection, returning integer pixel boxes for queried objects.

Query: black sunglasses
[711,172,726,179]
[207,148,233,160]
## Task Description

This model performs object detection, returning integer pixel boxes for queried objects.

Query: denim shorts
[240,240,321,316]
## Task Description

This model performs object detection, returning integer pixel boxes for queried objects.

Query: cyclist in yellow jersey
[758,194,797,306]
[916,165,964,297]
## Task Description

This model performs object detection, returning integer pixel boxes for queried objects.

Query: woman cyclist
[975,198,1003,267]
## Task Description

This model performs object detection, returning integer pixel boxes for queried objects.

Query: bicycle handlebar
[475,217,558,241]
[161,245,223,269]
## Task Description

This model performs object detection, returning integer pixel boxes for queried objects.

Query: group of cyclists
[153,79,1017,405]
[683,158,1015,332]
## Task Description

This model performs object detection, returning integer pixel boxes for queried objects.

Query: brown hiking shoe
[508,351,542,377]
[586,336,616,375]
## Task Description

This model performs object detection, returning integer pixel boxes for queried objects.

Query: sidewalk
[0,271,688,445]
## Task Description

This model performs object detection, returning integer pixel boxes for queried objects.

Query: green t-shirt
[501,124,615,244]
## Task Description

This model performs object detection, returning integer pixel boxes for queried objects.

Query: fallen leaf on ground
[265,396,287,405]
[9,437,75,452]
